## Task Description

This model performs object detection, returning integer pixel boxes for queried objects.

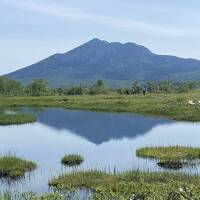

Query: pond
[0,107,200,194]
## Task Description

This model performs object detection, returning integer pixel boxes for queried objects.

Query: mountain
[5,38,200,87]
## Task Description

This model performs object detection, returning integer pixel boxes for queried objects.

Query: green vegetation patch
[61,154,84,166]
[136,146,200,160]
[0,155,37,179]
[0,114,36,125]
[0,191,74,200]
[49,170,200,199]
[0,91,200,122]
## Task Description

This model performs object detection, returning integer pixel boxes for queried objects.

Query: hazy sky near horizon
[1,0,200,75]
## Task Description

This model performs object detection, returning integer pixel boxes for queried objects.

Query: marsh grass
[0,114,36,125]
[61,154,84,166]
[0,91,200,122]
[0,191,79,200]
[0,155,36,179]
[49,170,200,189]
[0,192,11,200]
[49,170,200,199]
[136,146,200,160]
[1,183,200,200]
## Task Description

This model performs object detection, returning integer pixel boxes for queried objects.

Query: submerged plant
[157,160,185,170]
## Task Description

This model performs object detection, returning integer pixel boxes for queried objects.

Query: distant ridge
[5,38,200,87]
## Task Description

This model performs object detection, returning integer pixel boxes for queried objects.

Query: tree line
[0,77,108,96]
[0,76,199,97]
[0,77,49,96]
[118,79,200,94]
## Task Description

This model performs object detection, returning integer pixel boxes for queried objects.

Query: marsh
[0,107,200,194]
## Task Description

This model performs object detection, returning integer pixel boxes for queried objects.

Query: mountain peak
[5,39,200,87]
[90,38,103,43]
[83,38,109,48]
[84,39,152,53]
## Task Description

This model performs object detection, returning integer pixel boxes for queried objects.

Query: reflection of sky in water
[0,108,200,194]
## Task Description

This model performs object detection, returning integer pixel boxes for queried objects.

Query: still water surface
[0,107,200,194]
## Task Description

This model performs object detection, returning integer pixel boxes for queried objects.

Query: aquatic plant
[0,114,36,125]
[136,146,200,160]
[91,181,200,200]
[61,154,84,166]
[49,170,200,199]
[0,155,36,179]
[0,190,84,200]
[1,170,200,199]
[1,184,200,200]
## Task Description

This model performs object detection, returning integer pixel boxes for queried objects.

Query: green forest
[0,77,200,97]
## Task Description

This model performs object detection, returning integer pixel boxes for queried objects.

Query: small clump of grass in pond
[0,154,37,179]
[136,146,200,160]
[61,154,84,167]
[0,114,36,125]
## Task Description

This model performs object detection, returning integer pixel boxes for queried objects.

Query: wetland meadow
[0,92,200,199]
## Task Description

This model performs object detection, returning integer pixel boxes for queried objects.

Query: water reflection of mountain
[25,108,173,145]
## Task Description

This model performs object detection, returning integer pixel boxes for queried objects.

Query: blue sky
[1,0,200,75]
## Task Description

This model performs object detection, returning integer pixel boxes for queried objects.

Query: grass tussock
[49,170,200,199]
[0,91,200,122]
[61,154,84,166]
[0,155,36,179]
[136,146,200,160]
[0,114,36,125]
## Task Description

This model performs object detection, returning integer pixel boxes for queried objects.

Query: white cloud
[1,0,200,37]
[1,0,91,19]
[95,16,200,37]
